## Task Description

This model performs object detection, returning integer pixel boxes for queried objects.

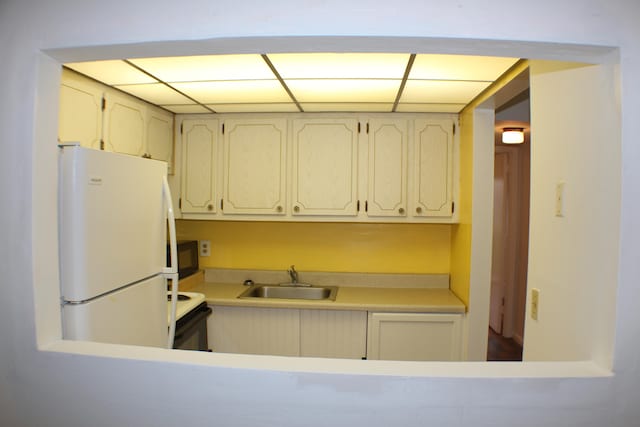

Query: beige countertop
[185,279,466,314]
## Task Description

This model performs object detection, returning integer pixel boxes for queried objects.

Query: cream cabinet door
[367,312,462,361]
[412,118,454,217]
[366,119,408,217]
[180,119,219,214]
[103,91,146,156]
[58,71,103,149]
[208,306,300,356]
[222,119,287,215]
[300,309,367,359]
[291,118,359,216]
[146,106,174,174]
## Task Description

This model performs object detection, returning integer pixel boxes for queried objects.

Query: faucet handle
[287,265,299,283]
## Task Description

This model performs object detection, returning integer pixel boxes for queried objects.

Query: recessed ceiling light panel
[410,54,519,81]
[268,53,410,79]
[172,80,291,104]
[65,60,157,85]
[128,54,275,82]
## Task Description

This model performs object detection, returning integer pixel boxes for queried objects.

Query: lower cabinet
[207,306,461,361]
[207,306,367,359]
[367,312,462,361]
[208,306,299,356]
[300,309,367,359]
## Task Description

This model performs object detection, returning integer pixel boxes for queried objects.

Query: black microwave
[167,240,199,279]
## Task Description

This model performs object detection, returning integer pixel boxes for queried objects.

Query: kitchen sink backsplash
[203,268,450,289]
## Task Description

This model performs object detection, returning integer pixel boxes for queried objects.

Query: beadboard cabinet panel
[300,309,367,359]
[208,306,300,356]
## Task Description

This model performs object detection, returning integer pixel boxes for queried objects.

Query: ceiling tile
[128,54,274,82]
[114,83,194,105]
[400,80,491,104]
[65,61,157,85]
[268,53,410,78]
[207,103,300,113]
[286,79,401,103]
[172,80,290,104]
[301,103,394,112]
[410,54,519,81]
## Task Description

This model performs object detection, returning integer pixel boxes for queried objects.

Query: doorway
[488,77,531,361]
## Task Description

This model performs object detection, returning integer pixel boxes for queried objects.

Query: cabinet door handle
[207,204,214,211]
[416,207,423,214]
[276,205,283,213]
[398,207,405,215]
[293,205,300,213]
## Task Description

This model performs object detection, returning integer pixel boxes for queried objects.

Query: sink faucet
[287,265,299,284]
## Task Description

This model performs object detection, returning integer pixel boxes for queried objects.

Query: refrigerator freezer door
[62,275,166,347]
[60,146,167,302]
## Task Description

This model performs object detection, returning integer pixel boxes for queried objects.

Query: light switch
[531,288,540,320]
[199,240,211,257]
[555,182,565,217]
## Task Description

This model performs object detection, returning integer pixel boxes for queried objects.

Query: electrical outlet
[531,288,540,320]
[199,240,211,257]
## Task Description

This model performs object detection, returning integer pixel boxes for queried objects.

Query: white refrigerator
[59,145,178,348]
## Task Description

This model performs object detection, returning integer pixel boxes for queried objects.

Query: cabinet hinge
[101,97,106,111]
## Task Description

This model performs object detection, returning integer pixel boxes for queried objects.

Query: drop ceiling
[65,53,519,114]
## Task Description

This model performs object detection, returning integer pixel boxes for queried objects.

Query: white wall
[525,61,620,366]
[1,1,639,426]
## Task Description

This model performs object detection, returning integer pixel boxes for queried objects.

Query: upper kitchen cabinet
[176,113,457,223]
[103,91,146,156]
[365,118,408,218]
[103,92,175,171]
[146,106,175,174]
[180,118,219,214]
[58,69,103,149]
[59,69,175,172]
[221,119,287,215]
[291,118,359,217]
[412,118,455,218]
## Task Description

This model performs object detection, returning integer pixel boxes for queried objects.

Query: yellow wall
[449,109,474,306]
[176,220,452,274]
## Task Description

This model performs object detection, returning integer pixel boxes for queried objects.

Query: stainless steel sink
[238,284,338,301]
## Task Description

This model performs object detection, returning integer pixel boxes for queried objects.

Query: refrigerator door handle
[162,175,179,349]
[162,175,177,276]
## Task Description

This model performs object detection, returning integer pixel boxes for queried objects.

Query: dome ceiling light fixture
[502,127,525,144]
